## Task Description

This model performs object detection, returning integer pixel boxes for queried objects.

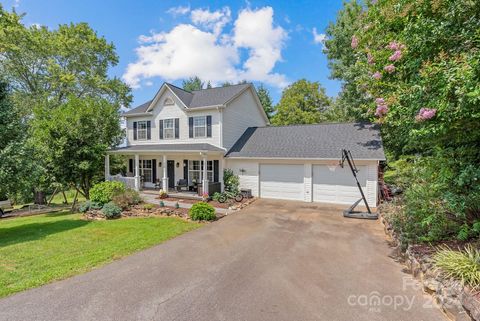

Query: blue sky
[1,0,343,107]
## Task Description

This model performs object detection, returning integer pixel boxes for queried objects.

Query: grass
[433,245,480,289]
[0,211,202,298]
[12,189,86,210]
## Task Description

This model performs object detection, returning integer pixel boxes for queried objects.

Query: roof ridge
[191,83,251,92]
[165,82,194,95]
[251,122,374,129]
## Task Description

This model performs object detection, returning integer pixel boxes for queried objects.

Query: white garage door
[312,165,367,204]
[260,164,304,201]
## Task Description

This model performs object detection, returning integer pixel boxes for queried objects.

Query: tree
[271,79,331,125]
[0,81,44,201]
[182,76,204,91]
[0,6,131,115]
[326,0,480,241]
[256,84,274,119]
[32,96,123,199]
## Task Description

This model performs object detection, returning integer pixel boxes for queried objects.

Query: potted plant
[202,192,209,202]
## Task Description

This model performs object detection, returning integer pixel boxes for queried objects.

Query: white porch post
[219,158,225,192]
[104,154,110,181]
[162,155,168,192]
[134,154,140,191]
[202,153,209,195]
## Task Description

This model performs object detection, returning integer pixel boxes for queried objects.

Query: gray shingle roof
[226,123,385,160]
[122,83,250,116]
[110,143,225,153]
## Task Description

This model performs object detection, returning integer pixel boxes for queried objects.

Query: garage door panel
[260,164,304,201]
[313,165,367,204]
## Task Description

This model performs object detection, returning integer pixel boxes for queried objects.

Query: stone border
[381,214,480,321]
[227,197,257,212]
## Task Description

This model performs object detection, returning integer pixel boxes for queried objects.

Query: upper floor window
[193,116,206,138]
[137,121,148,140]
[164,97,174,106]
[163,118,175,139]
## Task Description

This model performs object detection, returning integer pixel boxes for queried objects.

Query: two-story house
[107,82,385,207]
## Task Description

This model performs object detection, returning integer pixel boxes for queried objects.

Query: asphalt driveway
[0,199,444,321]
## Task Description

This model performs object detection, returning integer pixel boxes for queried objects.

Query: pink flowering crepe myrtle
[384,64,396,73]
[372,71,382,80]
[386,41,405,51]
[351,35,359,49]
[367,52,375,65]
[375,98,388,117]
[415,108,437,122]
[389,50,402,62]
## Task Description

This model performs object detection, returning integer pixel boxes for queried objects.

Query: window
[137,121,147,140]
[163,119,175,139]
[188,160,213,183]
[139,160,153,182]
[193,116,206,138]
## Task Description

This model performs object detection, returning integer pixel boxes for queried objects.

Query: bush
[79,200,102,213]
[434,246,480,289]
[212,192,222,202]
[112,188,142,210]
[189,202,216,221]
[224,169,239,193]
[142,203,154,210]
[90,181,126,205]
[101,201,122,219]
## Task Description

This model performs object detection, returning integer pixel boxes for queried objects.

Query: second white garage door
[259,164,304,201]
[312,165,367,205]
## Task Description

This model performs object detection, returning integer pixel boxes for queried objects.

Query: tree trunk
[34,191,46,205]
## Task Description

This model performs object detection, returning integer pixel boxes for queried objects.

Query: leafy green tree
[32,96,123,199]
[0,6,131,115]
[182,76,204,91]
[271,79,331,125]
[326,0,480,241]
[256,84,274,119]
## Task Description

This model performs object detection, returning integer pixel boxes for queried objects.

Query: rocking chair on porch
[175,179,189,192]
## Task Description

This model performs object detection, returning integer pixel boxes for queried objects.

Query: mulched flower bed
[158,196,252,209]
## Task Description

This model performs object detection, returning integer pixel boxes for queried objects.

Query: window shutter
[146,121,151,140]
[189,117,194,138]
[152,159,157,183]
[175,118,179,139]
[159,120,164,139]
[206,115,212,137]
[214,160,219,183]
[129,159,133,173]
[133,122,138,140]
[183,160,188,180]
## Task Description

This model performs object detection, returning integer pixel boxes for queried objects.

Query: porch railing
[107,174,137,190]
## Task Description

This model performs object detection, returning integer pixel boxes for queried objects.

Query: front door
[167,160,175,188]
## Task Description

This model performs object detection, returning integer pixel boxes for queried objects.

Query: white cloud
[191,7,231,36]
[312,28,327,45]
[13,0,20,7]
[167,5,190,16]
[123,6,288,89]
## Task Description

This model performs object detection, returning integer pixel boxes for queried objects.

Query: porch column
[162,155,168,192]
[202,153,209,195]
[134,154,140,191]
[219,158,225,192]
[104,154,110,181]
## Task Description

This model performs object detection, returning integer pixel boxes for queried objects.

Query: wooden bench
[0,199,13,217]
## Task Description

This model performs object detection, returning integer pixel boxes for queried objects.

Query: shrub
[90,181,126,205]
[224,169,239,193]
[158,189,168,199]
[101,201,122,219]
[189,202,216,221]
[79,200,102,213]
[143,203,154,210]
[434,246,480,289]
[159,201,165,207]
[212,192,222,202]
[112,188,142,210]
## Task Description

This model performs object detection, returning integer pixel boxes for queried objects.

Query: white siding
[125,89,221,147]
[222,88,268,150]
[226,159,259,197]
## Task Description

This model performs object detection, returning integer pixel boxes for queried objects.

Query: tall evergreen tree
[182,76,204,91]
[256,84,274,119]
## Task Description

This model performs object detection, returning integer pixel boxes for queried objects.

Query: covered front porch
[105,144,225,196]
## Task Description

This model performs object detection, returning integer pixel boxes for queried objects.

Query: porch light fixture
[176,162,180,168]
[159,162,162,167]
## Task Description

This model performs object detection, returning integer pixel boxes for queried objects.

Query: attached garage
[259,164,304,201]
[312,164,366,205]
[225,123,386,207]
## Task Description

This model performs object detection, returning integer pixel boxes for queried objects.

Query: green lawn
[0,212,202,298]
